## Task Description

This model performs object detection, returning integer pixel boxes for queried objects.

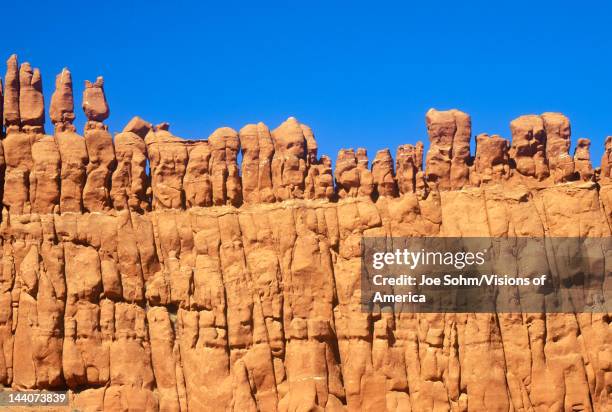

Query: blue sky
[3,1,611,164]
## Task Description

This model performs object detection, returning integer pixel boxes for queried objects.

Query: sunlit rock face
[0,55,609,412]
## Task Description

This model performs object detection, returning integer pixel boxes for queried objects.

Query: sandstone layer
[0,56,610,412]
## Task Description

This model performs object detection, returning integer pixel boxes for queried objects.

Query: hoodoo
[0,54,609,412]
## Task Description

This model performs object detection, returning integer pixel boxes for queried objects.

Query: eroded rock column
[542,112,574,183]
[82,77,115,212]
[425,109,471,190]
[110,117,152,212]
[50,76,89,214]
[396,142,425,195]
[509,115,549,180]
[372,149,398,198]
[183,141,212,208]
[471,133,510,185]
[239,123,274,204]
[145,123,188,210]
[574,138,594,181]
[305,155,334,200]
[209,127,241,207]
[271,117,308,200]
[335,148,374,198]
[3,56,47,214]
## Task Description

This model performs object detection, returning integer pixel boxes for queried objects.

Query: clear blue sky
[3,1,611,164]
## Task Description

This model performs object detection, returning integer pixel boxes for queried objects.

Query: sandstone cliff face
[0,56,610,412]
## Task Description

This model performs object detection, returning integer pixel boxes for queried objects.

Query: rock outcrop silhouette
[0,55,610,412]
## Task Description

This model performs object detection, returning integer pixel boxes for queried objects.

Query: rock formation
[30,131,61,213]
[396,143,425,195]
[471,133,510,184]
[2,55,49,214]
[305,155,334,200]
[208,127,241,206]
[18,62,45,132]
[56,122,88,213]
[110,116,152,212]
[372,149,398,198]
[0,55,610,412]
[240,123,275,204]
[542,112,575,182]
[82,76,115,212]
[183,140,213,208]
[509,115,549,180]
[335,148,374,198]
[601,136,612,182]
[0,78,4,136]
[3,55,20,131]
[271,117,308,200]
[425,109,471,190]
[49,69,75,129]
[82,77,109,122]
[146,124,189,210]
[575,138,594,181]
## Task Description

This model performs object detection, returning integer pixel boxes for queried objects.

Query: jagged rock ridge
[0,55,610,411]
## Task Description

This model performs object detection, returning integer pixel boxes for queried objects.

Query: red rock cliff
[0,55,610,412]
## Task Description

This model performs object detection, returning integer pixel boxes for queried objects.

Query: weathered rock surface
[79,76,115,212]
[18,63,45,131]
[3,55,20,130]
[50,69,76,130]
[0,57,610,412]
[425,109,471,190]
[575,138,594,181]
[30,134,61,213]
[83,123,115,212]
[183,141,212,208]
[82,77,109,122]
[471,133,510,184]
[146,124,189,210]
[372,149,398,198]
[542,112,575,182]
[209,127,241,206]
[271,117,308,200]
[601,136,612,182]
[0,78,4,135]
[335,148,374,198]
[305,155,334,200]
[240,123,274,204]
[110,117,152,212]
[396,142,425,195]
[56,128,88,213]
[2,129,36,214]
[509,115,550,180]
